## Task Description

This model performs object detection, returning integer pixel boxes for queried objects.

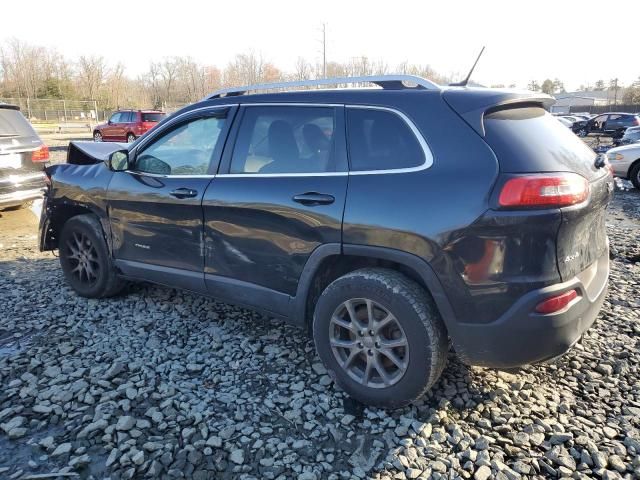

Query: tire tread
[60,214,125,298]
[314,267,448,408]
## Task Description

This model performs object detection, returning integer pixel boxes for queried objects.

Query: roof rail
[204,75,439,100]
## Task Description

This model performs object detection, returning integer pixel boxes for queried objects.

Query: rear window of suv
[142,113,165,122]
[0,108,37,137]
[346,108,424,171]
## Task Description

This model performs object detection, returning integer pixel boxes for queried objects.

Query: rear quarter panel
[342,92,502,324]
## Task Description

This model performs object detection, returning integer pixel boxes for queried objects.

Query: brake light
[498,173,589,208]
[535,289,578,314]
[31,145,49,162]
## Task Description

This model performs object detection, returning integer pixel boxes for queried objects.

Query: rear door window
[346,108,425,172]
[230,106,336,174]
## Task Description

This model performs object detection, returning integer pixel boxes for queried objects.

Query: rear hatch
[481,104,612,280]
[141,112,166,133]
[0,105,47,196]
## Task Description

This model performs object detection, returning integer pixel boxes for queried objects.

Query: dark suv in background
[0,104,48,210]
[39,76,612,408]
[575,112,640,138]
[93,110,166,143]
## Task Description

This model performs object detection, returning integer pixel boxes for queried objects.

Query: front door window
[135,116,227,176]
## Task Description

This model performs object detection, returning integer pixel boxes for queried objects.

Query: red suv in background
[93,110,166,143]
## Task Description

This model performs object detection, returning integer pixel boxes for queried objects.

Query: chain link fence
[0,98,110,132]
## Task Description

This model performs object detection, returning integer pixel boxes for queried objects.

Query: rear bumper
[451,246,609,369]
[0,187,44,208]
[0,172,45,207]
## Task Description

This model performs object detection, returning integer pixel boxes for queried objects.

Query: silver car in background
[619,126,640,145]
[607,143,640,189]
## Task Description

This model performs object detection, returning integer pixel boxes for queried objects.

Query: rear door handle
[292,192,335,206]
[170,188,198,199]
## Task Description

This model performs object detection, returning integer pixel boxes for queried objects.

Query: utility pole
[613,78,618,105]
[321,23,327,78]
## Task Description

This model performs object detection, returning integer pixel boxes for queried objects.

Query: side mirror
[107,120,112,125]
[107,150,130,171]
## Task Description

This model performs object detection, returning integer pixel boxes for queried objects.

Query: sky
[3,0,640,91]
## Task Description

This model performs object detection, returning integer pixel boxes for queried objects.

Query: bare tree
[225,52,267,86]
[294,57,313,81]
[77,55,106,100]
[106,62,126,109]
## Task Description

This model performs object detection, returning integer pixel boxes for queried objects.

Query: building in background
[551,91,611,113]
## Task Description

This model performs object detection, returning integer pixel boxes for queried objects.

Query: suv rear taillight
[31,145,49,162]
[498,173,589,208]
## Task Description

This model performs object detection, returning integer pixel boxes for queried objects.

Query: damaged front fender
[39,143,118,251]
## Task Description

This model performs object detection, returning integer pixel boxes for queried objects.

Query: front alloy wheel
[64,231,100,285]
[59,215,125,298]
[94,131,103,142]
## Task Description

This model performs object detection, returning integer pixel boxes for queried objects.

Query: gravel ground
[0,186,638,480]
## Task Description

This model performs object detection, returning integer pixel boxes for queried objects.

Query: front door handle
[292,192,335,206]
[170,188,198,199]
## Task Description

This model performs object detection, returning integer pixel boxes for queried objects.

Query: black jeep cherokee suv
[39,76,612,408]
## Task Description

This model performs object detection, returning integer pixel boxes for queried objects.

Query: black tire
[126,133,136,143]
[630,163,640,190]
[59,214,125,298]
[312,268,448,409]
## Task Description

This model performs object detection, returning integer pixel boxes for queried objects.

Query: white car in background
[607,143,640,189]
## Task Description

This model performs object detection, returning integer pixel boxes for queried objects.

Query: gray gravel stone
[0,185,638,479]
[51,443,72,457]
[115,416,136,431]
[474,465,491,480]
[229,449,244,465]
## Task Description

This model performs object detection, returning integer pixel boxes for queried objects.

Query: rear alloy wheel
[59,215,125,298]
[93,131,103,142]
[126,133,136,143]
[630,163,640,190]
[329,298,409,388]
[313,268,448,408]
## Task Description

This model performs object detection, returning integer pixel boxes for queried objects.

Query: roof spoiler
[443,89,555,136]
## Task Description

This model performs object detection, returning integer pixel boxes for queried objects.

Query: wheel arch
[292,244,457,336]
[42,204,111,253]
[626,157,640,179]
